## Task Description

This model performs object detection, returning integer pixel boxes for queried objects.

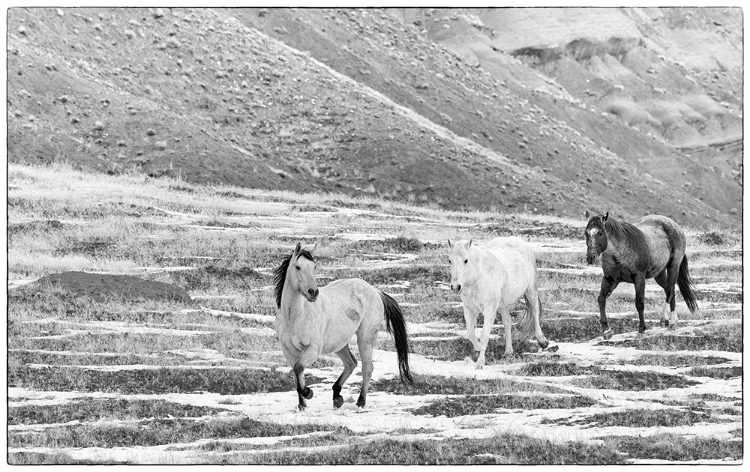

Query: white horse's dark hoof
[300,387,313,400]
[537,338,549,349]
[333,396,344,409]
[602,328,613,340]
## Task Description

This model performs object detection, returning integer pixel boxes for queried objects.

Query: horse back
[635,215,686,275]
[484,237,538,289]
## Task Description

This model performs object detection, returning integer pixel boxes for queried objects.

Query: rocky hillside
[7,7,742,227]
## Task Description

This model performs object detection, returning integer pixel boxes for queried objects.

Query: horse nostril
[308,288,318,297]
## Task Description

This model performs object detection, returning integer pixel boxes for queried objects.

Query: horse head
[288,241,319,302]
[447,239,474,294]
[584,211,609,264]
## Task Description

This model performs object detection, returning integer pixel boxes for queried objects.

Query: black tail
[677,256,699,314]
[380,292,413,385]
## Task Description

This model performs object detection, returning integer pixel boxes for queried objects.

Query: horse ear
[447,239,453,248]
[293,242,302,257]
[302,242,317,254]
[603,212,609,222]
[467,239,473,249]
[584,210,590,219]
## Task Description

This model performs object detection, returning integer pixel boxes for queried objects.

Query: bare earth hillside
[7,7,742,227]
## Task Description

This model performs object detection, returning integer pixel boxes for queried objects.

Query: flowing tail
[519,295,549,349]
[380,292,413,385]
[518,295,536,340]
[677,256,699,314]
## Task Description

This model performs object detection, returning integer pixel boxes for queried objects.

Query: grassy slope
[6,7,737,229]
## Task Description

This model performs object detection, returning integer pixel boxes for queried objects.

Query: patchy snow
[186,308,276,325]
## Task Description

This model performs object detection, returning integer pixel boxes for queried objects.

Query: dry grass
[6,162,742,465]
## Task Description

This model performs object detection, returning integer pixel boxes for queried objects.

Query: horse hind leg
[355,337,375,408]
[666,259,682,329]
[525,290,549,349]
[654,269,671,328]
[332,346,357,409]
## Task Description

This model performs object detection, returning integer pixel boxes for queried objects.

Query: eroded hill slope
[7,7,741,227]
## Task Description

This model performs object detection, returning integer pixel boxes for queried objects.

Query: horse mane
[604,215,649,249]
[273,250,315,308]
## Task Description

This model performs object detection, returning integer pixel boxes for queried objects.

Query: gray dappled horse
[274,242,413,410]
[584,212,699,339]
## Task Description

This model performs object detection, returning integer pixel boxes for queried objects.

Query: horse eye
[464,259,468,264]
[295,266,301,270]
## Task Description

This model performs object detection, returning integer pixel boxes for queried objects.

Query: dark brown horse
[584,212,699,339]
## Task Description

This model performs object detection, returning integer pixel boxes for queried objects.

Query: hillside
[7,7,742,228]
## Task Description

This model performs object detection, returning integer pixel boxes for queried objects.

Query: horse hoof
[301,387,313,400]
[638,327,647,334]
[538,338,549,350]
[660,320,669,328]
[333,396,344,409]
[602,329,613,340]
[356,398,366,409]
[298,404,307,411]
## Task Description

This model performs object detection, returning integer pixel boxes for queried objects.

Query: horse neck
[468,246,493,283]
[279,275,305,320]
[603,219,635,255]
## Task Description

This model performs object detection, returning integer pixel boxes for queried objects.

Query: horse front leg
[634,273,647,334]
[293,345,320,411]
[598,276,619,339]
[462,303,482,352]
[476,306,498,369]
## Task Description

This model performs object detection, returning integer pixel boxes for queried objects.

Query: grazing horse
[447,237,549,368]
[274,242,413,410]
[584,212,699,339]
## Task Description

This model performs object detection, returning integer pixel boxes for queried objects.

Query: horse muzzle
[451,284,462,294]
[305,288,319,302]
[586,252,601,265]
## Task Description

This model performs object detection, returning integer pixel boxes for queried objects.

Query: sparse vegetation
[247,433,627,464]
[6,162,741,464]
[411,394,597,417]
[603,434,743,462]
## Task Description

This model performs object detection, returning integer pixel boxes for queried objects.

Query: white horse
[447,237,549,368]
[274,242,413,410]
